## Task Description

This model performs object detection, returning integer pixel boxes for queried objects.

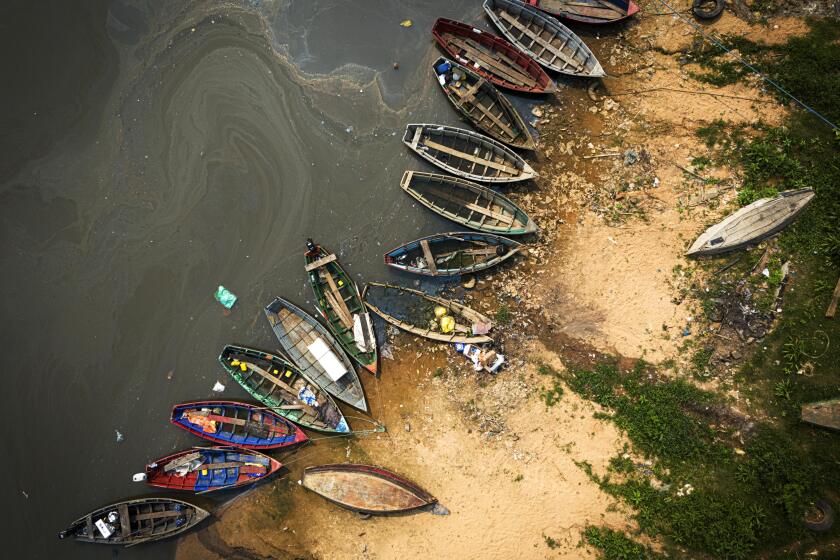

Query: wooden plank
[450,83,517,139]
[497,10,583,71]
[119,504,131,537]
[426,187,514,224]
[421,138,518,175]
[244,362,319,417]
[133,510,184,522]
[199,461,266,471]
[323,287,353,329]
[826,275,840,318]
[461,38,537,84]
[321,271,354,327]
[419,239,438,274]
[450,38,535,87]
[304,252,337,272]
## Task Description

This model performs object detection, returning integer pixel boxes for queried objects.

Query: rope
[648,0,840,132]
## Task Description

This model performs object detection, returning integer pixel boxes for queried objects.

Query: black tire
[693,0,724,20]
[804,499,835,532]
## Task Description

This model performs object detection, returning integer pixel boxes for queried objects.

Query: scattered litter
[21,490,28,499]
[454,343,505,373]
[393,62,400,70]
[431,503,450,516]
[212,381,226,392]
[623,149,639,165]
[115,430,124,443]
[462,275,476,289]
[531,106,544,118]
[653,177,660,188]
[214,285,237,309]
[132,473,147,482]
[165,369,174,381]
[762,268,770,278]
[380,344,395,360]
[400,19,412,27]
[682,327,692,337]
[346,125,354,134]
[607,236,617,245]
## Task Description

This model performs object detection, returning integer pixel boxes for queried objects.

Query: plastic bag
[214,285,237,309]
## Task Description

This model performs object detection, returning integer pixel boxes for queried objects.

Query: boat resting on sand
[401,171,537,235]
[384,232,521,277]
[144,446,281,494]
[484,0,605,78]
[220,344,350,433]
[363,282,494,344]
[266,296,368,410]
[686,188,815,256]
[171,401,308,450]
[403,124,537,183]
[305,240,378,375]
[524,0,640,24]
[432,18,555,94]
[433,56,535,150]
[801,399,840,431]
[300,464,437,515]
[58,498,208,546]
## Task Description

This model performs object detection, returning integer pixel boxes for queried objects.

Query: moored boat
[525,0,640,24]
[686,188,815,256]
[363,282,494,344]
[58,498,208,546]
[400,171,537,235]
[432,17,556,94]
[484,0,605,77]
[384,232,521,277]
[144,446,281,493]
[219,344,350,433]
[305,240,378,375]
[300,463,437,514]
[801,398,840,431]
[433,57,535,150]
[266,296,368,410]
[170,401,308,449]
[403,124,537,183]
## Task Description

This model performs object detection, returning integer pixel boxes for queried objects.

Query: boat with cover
[363,282,494,344]
[432,17,556,94]
[401,171,537,235]
[433,56,535,151]
[525,0,640,24]
[686,188,815,256]
[384,232,521,277]
[58,498,208,546]
[144,446,281,493]
[305,240,378,375]
[300,464,437,514]
[219,344,350,433]
[171,400,308,449]
[266,296,368,410]
[484,0,605,77]
[403,124,537,183]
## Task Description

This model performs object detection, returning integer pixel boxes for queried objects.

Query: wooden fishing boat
[58,498,208,546]
[305,240,378,375]
[401,171,537,235]
[433,57,536,151]
[171,401,308,450]
[300,464,437,515]
[384,232,521,277]
[220,344,350,433]
[484,0,605,78]
[363,282,494,344]
[403,124,537,183]
[145,446,281,493]
[525,0,640,24]
[432,18,556,94]
[801,398,840,431]
[266,297,368,409]
[686,188,815,256]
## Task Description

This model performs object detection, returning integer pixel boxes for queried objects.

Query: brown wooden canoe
[300,464,437,514]
[802,398,840,431]
[525,0,640,25]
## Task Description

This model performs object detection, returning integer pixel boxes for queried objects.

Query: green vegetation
[583,527,663,560]
[539,363,565,407]
[544,534,559,549]
[495,303,510,324]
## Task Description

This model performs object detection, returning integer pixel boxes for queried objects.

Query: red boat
[431,18,555,95]
[524,0,640,24]
[145,446,281,494]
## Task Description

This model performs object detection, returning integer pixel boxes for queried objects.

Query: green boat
[219,344,350,433]
[305,240,378,375]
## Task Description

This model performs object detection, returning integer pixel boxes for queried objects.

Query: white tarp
[307,338,347,382]
[353,313,375,353]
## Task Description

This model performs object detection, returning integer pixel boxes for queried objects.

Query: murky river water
[0,0,549,557]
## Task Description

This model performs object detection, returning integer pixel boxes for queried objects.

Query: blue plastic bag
[214,285,237,309]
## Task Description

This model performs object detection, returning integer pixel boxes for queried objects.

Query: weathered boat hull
[433,56,535,150]
[403,123,537,183]
[432,18,556,94]
[59,498,209,546]
[384,232,521,277]
[401,171,537,235]
[802,399,840,431]
[301,464,437,514]
[525,0,639,24]
[145,446,281,494]
[265,296,368,410]
[171,400,308,449]
[363,282,494,344]
[305,242,378,375]
[484,0,604,77]
[219,344,350,433]
[687,188,815,256]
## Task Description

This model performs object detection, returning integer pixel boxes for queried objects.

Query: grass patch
[495,303,510,324]
[583,527,663,560]
[539,363,564,407]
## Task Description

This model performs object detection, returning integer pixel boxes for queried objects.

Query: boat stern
[627,1,641,17]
